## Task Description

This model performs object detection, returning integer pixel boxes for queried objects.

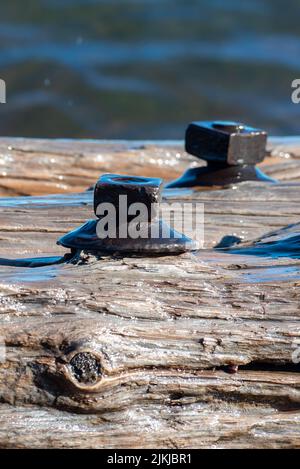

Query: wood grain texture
[0,136,300,197]
[0,137,300,448]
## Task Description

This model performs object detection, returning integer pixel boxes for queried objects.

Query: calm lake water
[0,0,300,139]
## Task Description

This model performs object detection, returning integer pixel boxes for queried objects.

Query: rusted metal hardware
[58,174,197,254]
[94,174,161,222]
[186,121,267,166]
[167,121,276,188]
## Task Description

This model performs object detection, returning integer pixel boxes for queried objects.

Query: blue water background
[0,0,300,138]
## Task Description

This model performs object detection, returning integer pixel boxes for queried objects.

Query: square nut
[185,121,267,166]
[94,174,162,221]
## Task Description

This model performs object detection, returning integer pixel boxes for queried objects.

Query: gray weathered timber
[0,137,300,449]
[0,136,300,197]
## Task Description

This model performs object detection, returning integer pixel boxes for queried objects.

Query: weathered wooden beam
[1,370,300,449]
[0,138,300,448]
[0,136,300,196]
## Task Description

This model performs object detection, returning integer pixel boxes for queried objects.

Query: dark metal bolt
[58,173,197,254]
[212,122,245,133]
[185,120,267,166]
[166,120,275,188]
[94,174,162,223]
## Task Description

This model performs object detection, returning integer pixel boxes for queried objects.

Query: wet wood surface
[0,137,300,449]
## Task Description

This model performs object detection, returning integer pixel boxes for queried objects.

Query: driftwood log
[0,137,300,449]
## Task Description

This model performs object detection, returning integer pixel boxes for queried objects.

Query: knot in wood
[185,120,267,166]
[69,352,102,385]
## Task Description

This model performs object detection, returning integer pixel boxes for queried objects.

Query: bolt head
[185,121,267,166]
[94,174,162,222]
